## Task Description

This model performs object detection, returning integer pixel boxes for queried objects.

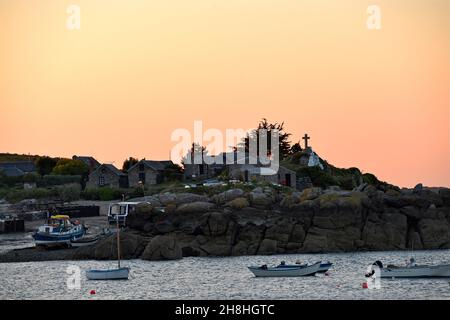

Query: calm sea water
[1,249,449,300]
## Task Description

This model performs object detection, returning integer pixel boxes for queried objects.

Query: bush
[81,187,124,201]
[55,183,81,202]
[38,175,82,187]
[5,188,56,203]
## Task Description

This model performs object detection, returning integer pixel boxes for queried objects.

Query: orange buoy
[90,290,96,295]
[362,282,368,289]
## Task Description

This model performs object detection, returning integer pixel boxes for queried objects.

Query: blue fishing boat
[33,215,86,246]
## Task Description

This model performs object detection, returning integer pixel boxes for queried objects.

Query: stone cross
[302,133,310,149]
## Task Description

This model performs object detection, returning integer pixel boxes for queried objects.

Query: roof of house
[128,160,174,172]
[91,163,126,177]
[73,156,101,168]
[0,161,36,174]
[0,167,26,177]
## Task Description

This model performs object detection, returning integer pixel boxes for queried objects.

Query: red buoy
[90,290,96,295]
[362,282,368,289]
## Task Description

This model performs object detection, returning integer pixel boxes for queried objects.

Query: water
[1,250,449,300]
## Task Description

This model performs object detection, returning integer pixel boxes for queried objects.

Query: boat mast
[116,215,121,269]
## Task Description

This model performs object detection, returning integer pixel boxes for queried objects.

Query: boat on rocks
[70,235,99,248]
[376,258,450,278]
[248,261,322,277]
[32,215,86,246]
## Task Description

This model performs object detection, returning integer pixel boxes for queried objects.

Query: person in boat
[406,257,417,267]
[280,261,286,266]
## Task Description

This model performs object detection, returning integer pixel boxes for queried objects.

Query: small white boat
[377,258,450,278]
[248,261,321,277]
[86,267,129,280]
[70,235,99,248]
[86,216,129,280]
[276,261,333,273]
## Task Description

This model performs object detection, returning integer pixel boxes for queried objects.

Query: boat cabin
[39,215,73,234]
[107,202,149,226]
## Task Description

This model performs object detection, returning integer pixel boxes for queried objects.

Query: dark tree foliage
[122,157,139,172]
[289,142,303,154]
[238,118,292,158]
[51,159,89,177]
[35,156,59,176]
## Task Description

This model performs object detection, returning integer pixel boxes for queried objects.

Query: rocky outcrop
[141,234,182,260]
[175,202,215,214]
[2,185,449,263]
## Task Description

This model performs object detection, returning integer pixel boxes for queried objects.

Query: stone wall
[87,168,121,188]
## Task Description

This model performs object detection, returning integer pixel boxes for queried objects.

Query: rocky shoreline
[1,184,449,263]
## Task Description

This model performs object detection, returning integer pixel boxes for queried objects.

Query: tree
[289,141,303,154]
[238,118,292,158]
[181,143,208,166]
[51,159,89,176]
[163,163,184,181]
[35,156,58,176]
[122,157,139,172]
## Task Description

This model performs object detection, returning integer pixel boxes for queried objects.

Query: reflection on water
[0,250,449,300]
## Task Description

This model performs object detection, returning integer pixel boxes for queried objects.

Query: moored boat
[377,258,450,278]
[86,216,129,280]
[248,261,321,277]
[70,235,99,247]
[33,215,86,246]
[275,261,333,273]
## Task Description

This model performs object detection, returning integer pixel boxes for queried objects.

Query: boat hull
[86,267,129,280]
[380,264,450,278]
[33,228,85,246]
[248,262,321,277]
[70,236,99,248]
[275,262,332,273]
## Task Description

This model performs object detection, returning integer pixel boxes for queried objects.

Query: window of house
[99,176,105,186]
[139,163,145,171]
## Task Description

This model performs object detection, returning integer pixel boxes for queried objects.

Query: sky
[0,0,449,188]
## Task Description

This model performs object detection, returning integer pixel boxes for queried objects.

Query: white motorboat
[248,261,322,277]
[276,261,333,273]
[70,235,99,247]
[377,258,450,278]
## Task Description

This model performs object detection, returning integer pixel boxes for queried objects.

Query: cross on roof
[302,133,310,149]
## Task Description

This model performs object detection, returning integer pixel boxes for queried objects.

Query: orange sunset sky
[0,0,449,188]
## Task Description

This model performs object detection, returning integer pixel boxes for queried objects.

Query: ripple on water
[0,250,449,300]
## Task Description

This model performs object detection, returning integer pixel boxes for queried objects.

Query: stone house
[183,152,232,180]
[86,164,128,189]
[184,151,297,187]
[228,163,297,188]
[128,160,174,187]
